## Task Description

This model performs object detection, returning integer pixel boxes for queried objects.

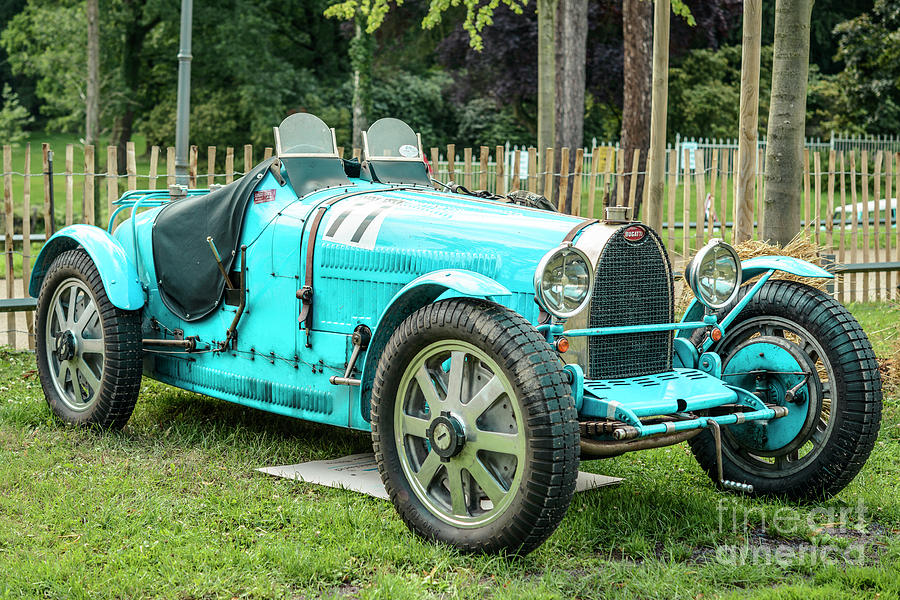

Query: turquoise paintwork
[678,254,833,339]
[30,150,818,443]
[30,225,146,310]
[721,340,810,452]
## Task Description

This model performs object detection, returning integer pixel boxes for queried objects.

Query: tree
[620,0,652,214]
[831,0,900,133]
[763,0,814,247]
[0,84,33,144]
[85,0,99,146]
[554,0,588,208]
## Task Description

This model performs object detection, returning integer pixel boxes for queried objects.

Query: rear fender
[355,269,511,424]
[29,225,146,310]
[678,255,833,337]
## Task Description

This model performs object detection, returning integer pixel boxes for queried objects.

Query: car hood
[312,187,585,296]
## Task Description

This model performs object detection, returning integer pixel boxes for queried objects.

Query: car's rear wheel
[35,249,142,428]
[371,298,579,555]
[689,280,882,499]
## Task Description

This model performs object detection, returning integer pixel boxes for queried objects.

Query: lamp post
[174,0,193,186]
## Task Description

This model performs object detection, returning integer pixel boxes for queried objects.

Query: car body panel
[30,225,146,310]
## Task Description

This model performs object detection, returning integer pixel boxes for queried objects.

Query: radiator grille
[588,225,674,379]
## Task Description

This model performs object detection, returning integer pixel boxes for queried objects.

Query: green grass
[0,306,898,598]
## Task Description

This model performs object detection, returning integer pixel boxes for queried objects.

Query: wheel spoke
[76,362,101,394]
[66,286,78,324]
[445,351,466,404]
[472,430,524,456]
[79,337,104,355]
[56,359,72,383]
[445,463,468,516]
[74,299,97,332]
[54,300,67,330]
[415,452,442,490]
[461,374,506,421]
[810,427,826,447]
[401,413,430,439]
[467,458,506,504]
[414,366,442,408]
[774,455,786,470]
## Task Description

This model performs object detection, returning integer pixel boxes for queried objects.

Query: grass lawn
[0,303,897,599]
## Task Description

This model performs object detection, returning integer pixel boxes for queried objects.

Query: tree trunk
[554,0,588,212]
[536,0,557,194]
[85,0,99,146]
[645,0,671,232]
[763,0,814,247]
[350,17,372,151]
[621,0,652,217]
[110,2,150,173]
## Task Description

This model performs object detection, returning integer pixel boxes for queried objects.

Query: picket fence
[2,140,898,349]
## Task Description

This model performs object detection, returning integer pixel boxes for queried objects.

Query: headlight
[686,239,741,309]
[534,244,594,319]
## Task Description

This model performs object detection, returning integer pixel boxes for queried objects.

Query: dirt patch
[690,523,890,567]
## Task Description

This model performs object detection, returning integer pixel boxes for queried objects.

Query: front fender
[678,255,833,335]
[29,225,146,310]
[355,269,512,424]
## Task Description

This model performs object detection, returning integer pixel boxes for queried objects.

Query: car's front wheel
[35,249,143,428]
[371,298,579,555]
[689,280,882,499]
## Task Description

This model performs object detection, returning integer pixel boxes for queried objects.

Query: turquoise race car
[29,114,882,555]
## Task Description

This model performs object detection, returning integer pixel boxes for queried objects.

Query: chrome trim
[686,239,742,310]
[533,244,595,320]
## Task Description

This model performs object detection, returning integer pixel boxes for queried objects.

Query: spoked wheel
[35,249,142,428]
[689,280,882,499]
[372,298,579,555]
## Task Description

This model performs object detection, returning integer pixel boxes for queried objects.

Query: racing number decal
[322,195,404,250]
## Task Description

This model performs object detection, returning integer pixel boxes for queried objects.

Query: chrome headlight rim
[533,244,595,319]
[687,239,742,310]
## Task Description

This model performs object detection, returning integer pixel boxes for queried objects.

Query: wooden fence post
[106,146,117,225]
[447,144,456,182]
[463,147,473,189]
[243,145,253,177]
[42,144,52,236]
[682,148,691,261]
[572,148,584,216]
[189,145,198,188]
[3,145,15,348]
[616,149,626,207]
[694,151,706,248]
[167,147,176,188]
[148,146,159,191]
[527,147,537,193]
[126,141,137,191]
[22,144,34,348]
[628,149,640,215]
[495,146,505,196]
[207,146,216,188]
[543,148,555,209]
[558,147,570,213]
[64,144,74,226]
[666,148,676,250]
[430,148,440,183]
[84,145,95,226]
[225,147,234,184]
[861,151,869,300]
[873,151,882,299]
[479,146,489,191]
[511,148,521,193]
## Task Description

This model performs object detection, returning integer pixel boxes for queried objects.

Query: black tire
[688,279,882,500]
[35,249,143,429]
[371,298,579,555]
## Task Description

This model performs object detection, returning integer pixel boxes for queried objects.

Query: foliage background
[0,0,894,149]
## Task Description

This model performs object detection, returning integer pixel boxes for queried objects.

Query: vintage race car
[29,114,883,555]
